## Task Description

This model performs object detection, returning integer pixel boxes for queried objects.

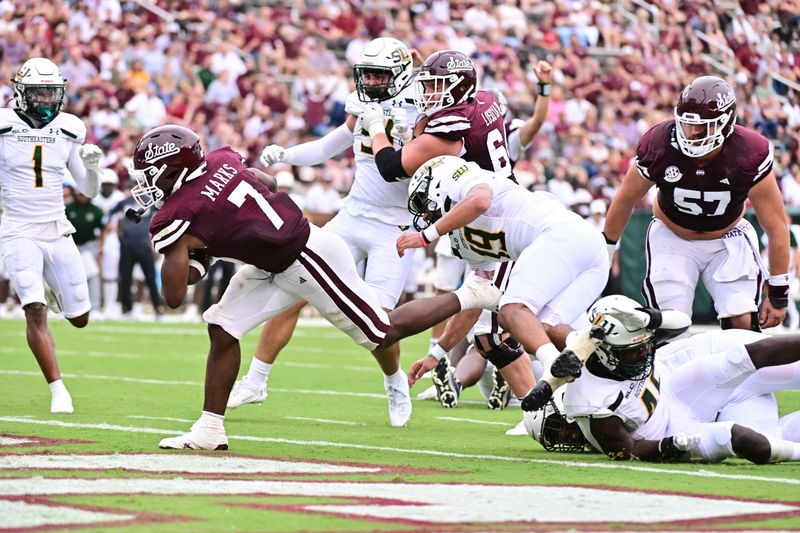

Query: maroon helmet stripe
[298,251,389,344]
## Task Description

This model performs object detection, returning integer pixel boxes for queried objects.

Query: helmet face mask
[596,337,654,380]
[414,50,477,115]
[524,391,588,453]
[408,163,443,231]
[353,38,413,103]
[13,58,66,123]
[408,156,469,231]
[589,295,658,380]
[674,75,736,158]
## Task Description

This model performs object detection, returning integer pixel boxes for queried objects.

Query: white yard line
[0,416,797,486]
[283,416,365,426]
[435,416,511,426]
[127,415,196,423]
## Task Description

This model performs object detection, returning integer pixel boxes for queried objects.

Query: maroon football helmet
[131,125,205,210]
[674,76,737,158]
[414,50,477,115]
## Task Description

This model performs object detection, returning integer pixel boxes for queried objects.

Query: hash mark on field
[1,416,798,486]
[128,416,196,423]
[435,416,511,426]
[284,416,365,426]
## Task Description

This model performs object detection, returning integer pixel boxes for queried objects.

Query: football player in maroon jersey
[127,125,502,450]
[523,75,791,412]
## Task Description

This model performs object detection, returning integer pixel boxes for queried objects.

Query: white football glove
[359,103,385,138]
[260,144,286,167]
[391,107,412,144]
[79,144,102,171]
[672,432,701,452]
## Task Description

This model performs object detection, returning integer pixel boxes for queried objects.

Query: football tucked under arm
[188,248,211,285]
[249,167,277,193]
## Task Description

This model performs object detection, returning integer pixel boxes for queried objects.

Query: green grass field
[1,317,799,532]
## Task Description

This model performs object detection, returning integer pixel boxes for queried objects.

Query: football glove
[79,144,102,171]
[391,107,412,143]
[260,144,286,167]
[359,103,385,138]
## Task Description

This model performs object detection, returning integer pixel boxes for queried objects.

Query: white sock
[767,435,800,462]
[384,368,405,386]
[779,411,800,442]
[244,357,272,386]
[48,379,68,395]
[535,343,560,366]
[199,410,225,430]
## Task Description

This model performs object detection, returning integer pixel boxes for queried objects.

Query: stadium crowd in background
[0,0,799,318]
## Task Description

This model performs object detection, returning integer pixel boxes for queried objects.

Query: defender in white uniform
[561,295,800,463]
[230,38,419,427]
[0,58,103,413]
[400,156,608,405]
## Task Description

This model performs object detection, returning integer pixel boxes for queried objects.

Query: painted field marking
[128,416,196,423]
[284,416,366,426]
[435,416,511,426]
[1,417,798,486]
[0,369,392,399]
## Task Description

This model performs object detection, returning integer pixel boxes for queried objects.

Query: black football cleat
[550,349,583,379]
[521,380,553,412]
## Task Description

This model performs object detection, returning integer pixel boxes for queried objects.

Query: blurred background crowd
[0,0,799,318]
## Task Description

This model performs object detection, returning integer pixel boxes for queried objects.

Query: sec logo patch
[664,165,683,183]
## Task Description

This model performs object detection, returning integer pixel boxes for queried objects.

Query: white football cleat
[159,423,228,451]
[416,384,438,401]
[453,272,502,311]
[50,389,74,414]
[385,377,412,427]
[226,380,267,410]
[505,418,528,436]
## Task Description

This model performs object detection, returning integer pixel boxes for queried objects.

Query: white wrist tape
[428,343,448,361]
[769,273,789,286]
[188,259,206,278]
[422,224,441,244]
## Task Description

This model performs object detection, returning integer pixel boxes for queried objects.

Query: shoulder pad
[424,106,470,140]
[54,113,87,143]
[0,108,23,134]
[634,120,671,180]
[508,118,526,133]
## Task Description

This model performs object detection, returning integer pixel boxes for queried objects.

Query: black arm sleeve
[375,147,409,182]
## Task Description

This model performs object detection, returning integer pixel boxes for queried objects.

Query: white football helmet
[523,387,588,452]
[407,155,469,231]
[13,58,66,123]
[353,37,413,103]
[588,295,691,380]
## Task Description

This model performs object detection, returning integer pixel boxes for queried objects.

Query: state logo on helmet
[408,155,469,231]
[674,75,737,158]
[414,50,477,115]
[130,125,206,211]
[13,58,66,124]
[353,37,413,103]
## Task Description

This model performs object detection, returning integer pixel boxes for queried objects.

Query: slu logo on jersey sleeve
[663,165,683,183]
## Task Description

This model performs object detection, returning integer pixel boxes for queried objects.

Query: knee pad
[720,312,760,332]
[474,333,524,369]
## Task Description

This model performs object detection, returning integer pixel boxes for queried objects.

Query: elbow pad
[375,147,409,182]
